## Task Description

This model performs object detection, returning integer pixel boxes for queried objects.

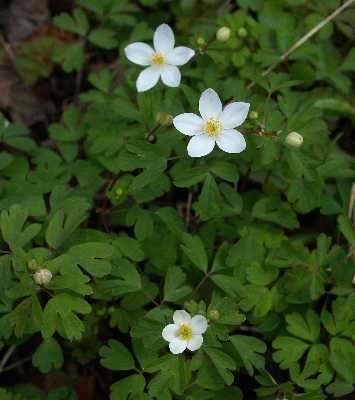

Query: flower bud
[249,111,259,120]
[28,259,38,271]
[285,131,303,148]
[33,269,52,285]
[107,174,134,205]
[208,309,220,321]
[156,112,173,127]
[216,27,231,42]
[238,27,248,38]
[196,36,206,47]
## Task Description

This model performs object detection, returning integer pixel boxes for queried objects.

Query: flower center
[151,52,165,65]
[177,324,193,340]
[205,118,222,137]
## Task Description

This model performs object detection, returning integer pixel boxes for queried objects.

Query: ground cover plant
[0,0,355,399]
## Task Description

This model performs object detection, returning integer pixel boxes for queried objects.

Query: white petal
[124,42,154,66]
[199,88,222,120]
[191,315,208,334]
[169,339,187,354]
[216,129,246,154]
[187,134,215,158]
[173,113,204,136]
[161,65,181,87]
[166,46,195,66]
[173,310,191,325]
[220,102,250,129]
[162,324,178,342]
[154,24,175,54]
[187,335,203,351]
[136,67,160,92]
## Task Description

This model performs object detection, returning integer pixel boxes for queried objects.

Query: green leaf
[204,347,236,386]
[114,236,145,262]
[286,310,320,342]
[53,43,85,73]
[273,336,310,370]
[98,258,141,296]
[32,338,64,373]
[111,375,146,400]
[163,267,192,302]
[89,28,117,49]
[194,175,224,221]
[42,293,91,341]
[230,335,267,376]
[338,215,355,244]
[341,47,355,71]
[100,339,135,371]
[210,161,239,183]
[181,233,208,273]
[49,107,84,142]
[54,9,89,36]
[46,206,89,249]
[252,197,299,229]
[1,205,41,249]
[329,338,355,384]
[68,242,114,277]
[172,166,208,188]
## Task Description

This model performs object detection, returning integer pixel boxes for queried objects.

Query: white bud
[33,269,52,285]
[285,132,303,148]
[216,27,231,42]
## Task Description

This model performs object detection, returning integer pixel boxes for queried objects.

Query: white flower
[162,310,208,355]
[124,24,195,92]
[173,88,250,157]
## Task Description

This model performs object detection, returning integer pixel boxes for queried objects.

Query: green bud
[196,36,206,47]
[156,112,173,126]
[285,131,303,148]
[108,174,134,205]
[238,27,248,38]
[28,259,38,271]
[216,26,231,42]
[249,111,259,120]
[208,309,220,321]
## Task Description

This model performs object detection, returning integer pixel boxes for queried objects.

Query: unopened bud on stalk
[238,27,248,38]
[156,112,173,126]
[249,111,259,120]
[28,259,38,271]
[285,131,303,148]
[208,309,220,321]
[216,27,231,42]
[33,269,52,285]
[196,36,206,47]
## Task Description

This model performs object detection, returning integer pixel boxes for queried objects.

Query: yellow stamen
[151,52,164,65]
[205,118,222,137]
[177,324,193,340]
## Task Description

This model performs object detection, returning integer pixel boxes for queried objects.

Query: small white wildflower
[285,131,303,148]
[124,24,195,92]
[33,269,52,285]
[162,310,208,355]
[173,88,250,157]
